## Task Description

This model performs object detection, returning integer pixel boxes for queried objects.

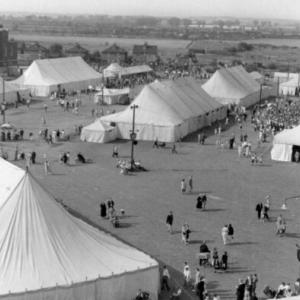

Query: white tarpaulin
[279,78,299,96]
[95,88,130,105]
[271,126,300,161]
[101,78,226,142]
[80,119,117,143]
[0,77,30,103]
[0,158,159,300]
[202,66,261,107]
[103,64,152,78]
[103,63,123,78]
[11,57,101,97]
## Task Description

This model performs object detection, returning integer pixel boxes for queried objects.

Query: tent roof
[280,77,299,88]
[273,125,300,146]
[202,66,260,100]
[120,65,153,76]
[0,158,157,295]
[12,56,101,87]
[101,78,223,127]
[82,119,115,132]
[250,71,263,80]
[97,87,130,97]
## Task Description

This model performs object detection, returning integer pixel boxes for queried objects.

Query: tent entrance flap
[292,145,300,162]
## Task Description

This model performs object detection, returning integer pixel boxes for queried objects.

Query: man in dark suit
[236,279,245,300]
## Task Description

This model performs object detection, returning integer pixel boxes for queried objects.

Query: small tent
[250,71,263,83]
[11,57,101,97]
[279,78,299,96]
[80,119,117,143]
[103,63,123,78]
[101,78,225,142]
[95,88,130,105]
[0,158,159,300]
[202,66,261,107]
[271,125,300,162]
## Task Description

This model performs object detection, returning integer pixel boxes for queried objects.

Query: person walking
[228,224,234,240]
[183,262,191,287]
[221,225,229,245]
[255,202,263,219]
[161,265,171,292]
[194,268,201,291]
[166,211,174,234]
[188,175,193,193]
[43,157,51,175]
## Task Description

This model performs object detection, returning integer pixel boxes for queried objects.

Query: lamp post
[259,83,263,105]
[130,104,138,170]
[1,78,5,123]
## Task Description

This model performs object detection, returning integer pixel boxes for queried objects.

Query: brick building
[102,44,128,65]
[132,42,158,64]
[0,26,17,67]
[18,42,49,65]
[65,43,89,59]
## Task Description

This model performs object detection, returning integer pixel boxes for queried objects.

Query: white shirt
[162,268,170,278]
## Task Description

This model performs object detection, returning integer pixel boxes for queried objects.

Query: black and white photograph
[0,0,300,299]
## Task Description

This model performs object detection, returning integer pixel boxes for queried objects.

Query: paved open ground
[2,95,300,300]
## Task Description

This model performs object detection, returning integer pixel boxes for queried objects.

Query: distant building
[0,26,17,67]
[18,42,49,65]
[132,42,159,64]
[102,44,128,64]
[65,43,89,59]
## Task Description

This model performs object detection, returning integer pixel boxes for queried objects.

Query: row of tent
[98,78,227,143]
[9,57,152,98]
[0,158,159,300]
[82,66,274,143]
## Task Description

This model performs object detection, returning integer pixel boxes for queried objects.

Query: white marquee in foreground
[0,158,159,300]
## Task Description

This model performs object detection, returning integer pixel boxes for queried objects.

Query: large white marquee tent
[101,78,226,142]
[0,158,159,300]
[0,77,29,103]
[80,119,117,143]
[202,66,262,107]
[11,57,101,97]
[271,125,300,162]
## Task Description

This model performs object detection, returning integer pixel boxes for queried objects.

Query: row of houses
[17,41,159,66]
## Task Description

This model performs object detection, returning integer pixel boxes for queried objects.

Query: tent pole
[130,104,138,170]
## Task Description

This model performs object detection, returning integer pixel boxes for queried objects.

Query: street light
[130,104,138,170]
[1,78,6,123]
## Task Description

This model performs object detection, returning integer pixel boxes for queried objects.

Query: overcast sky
[1,0,300,20]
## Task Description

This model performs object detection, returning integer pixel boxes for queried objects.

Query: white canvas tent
[250,71,263,83]
[274,72,299,84]
[202,66,261,107]
[103,63,123,78]
[11,57,101,97]
[271,125,300,161]
[101,78,225,142]
[103,64,152,78]
[0,158,159,300]
[120,65,153,77]
[0,77,30,103]
[80,119,117,143]
[95,88,130,105]
[279,78,299,96]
